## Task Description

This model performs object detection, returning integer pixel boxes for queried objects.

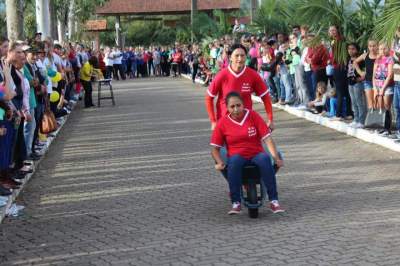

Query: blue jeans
[363,80,373,90]
[348,82,367,124]
[393,81,400,131]
[329,97,337,117]
[280,73,292,102]
[24,108,36,156]
[272,76,281,100]
[227,153,278,203]
[305,70,313,100]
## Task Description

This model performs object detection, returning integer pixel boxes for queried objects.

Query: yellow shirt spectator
[80,61,93,82]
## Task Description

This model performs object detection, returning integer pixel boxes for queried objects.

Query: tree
[5,0,24,40]
[373,0,400,44]
[250,0,289,35]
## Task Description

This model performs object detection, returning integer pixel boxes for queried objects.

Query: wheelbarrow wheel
[247,182,259,218]
[248,207,259,218]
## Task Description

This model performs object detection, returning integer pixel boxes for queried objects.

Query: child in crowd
[373,42,394,135]
[307,81,328,114]
[347,43,367,128]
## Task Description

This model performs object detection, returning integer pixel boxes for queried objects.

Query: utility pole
[191,0,197,43]
[36,0,51,38]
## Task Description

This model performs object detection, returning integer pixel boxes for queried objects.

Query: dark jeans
[113,64,125,80]
[227,152,278,203]
[32,102,44,150]
[394,81,400,131]
[333,67,352,118]
[12,116,26,170]
[305,70,314,100]
[105,66,113,79]
[192,63,198,82]
[147,59,154,76]
[311,69,328,95]
[81,80,93,107]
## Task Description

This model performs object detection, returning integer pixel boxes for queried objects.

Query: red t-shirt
[173,52,183,63]
[143,52,149,63]
[210,109,271,159]
[207,66,269,120]
[308,45,329,71]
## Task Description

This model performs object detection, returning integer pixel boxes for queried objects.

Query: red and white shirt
[207,66,269,121]
[210,109,271,159]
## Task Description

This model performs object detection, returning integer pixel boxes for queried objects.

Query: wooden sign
[85,20,107,31]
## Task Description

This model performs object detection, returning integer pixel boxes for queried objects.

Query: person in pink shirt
[373,42,394,135]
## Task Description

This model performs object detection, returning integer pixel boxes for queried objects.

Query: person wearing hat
[23,45,46,160]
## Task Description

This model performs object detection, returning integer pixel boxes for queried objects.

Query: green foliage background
[0,0,398,50]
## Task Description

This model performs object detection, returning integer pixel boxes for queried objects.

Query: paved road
[1,77,400,266]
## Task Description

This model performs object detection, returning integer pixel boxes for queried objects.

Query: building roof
[96,0,241,15]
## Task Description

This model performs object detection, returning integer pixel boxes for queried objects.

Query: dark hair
[267,39,276,46]
[54,44,62,50]
[228,43,247,57]
[88,56,99,68]
[347,42,360,52]
[292,25,300,30]
[225,91,243,106]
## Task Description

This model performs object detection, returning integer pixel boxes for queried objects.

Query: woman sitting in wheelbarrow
[210,92,285,215]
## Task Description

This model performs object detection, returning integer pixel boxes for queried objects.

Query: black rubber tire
[247,182,259,218]
[248,207,259,218]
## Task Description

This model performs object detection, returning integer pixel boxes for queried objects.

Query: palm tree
[373,0,400,44]
[295,0,384,64]
[250,0,289,35]
[353,0,383,48]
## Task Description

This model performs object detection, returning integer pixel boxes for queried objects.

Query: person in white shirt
[104,47,114,79]
[112,47,125,80]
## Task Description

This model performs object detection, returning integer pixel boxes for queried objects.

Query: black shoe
[0,185,12,196]
[12,172,26,180]
[28,153,41,161]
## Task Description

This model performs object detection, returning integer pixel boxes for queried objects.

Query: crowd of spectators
[0,33,101,199]
[134,26,399,137]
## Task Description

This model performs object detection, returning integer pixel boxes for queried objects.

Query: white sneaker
[356,123,365,129]
[349,121,357,127]
[228,202,241,215]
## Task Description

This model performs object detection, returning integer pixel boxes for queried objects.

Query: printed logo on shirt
[241,82,251,92]
[248,126,257,137]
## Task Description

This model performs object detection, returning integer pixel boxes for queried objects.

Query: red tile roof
[96,0,241,15]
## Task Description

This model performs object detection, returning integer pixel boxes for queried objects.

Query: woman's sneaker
[356,123,365,129]
[228,202,241,215]
[349,121,357,127]
[270,200,285,214]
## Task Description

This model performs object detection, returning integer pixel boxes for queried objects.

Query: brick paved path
[1,77,400,266]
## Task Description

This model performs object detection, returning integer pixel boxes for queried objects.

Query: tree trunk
[49,0,58,40]
[35,0,51,38]
[115,15,121,47]
[67,0,75,40]
[6,0,24,40]
[57,18,65,43]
